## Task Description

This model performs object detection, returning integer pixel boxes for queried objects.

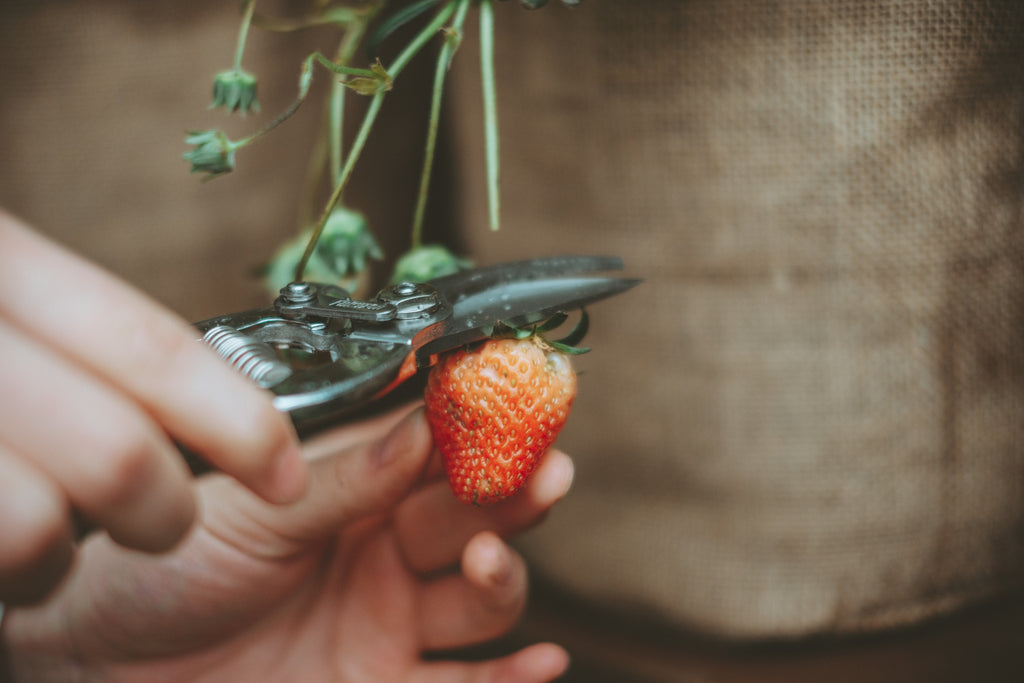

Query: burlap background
[444,0,1024,639]
[2,0,1024,656]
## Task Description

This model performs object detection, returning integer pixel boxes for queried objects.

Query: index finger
[0,211,306,504]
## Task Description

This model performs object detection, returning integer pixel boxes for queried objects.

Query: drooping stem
[234,0,257,72]
[298,7,381,230]
[295,0,460,281]
[329,78,345,187]
[299,109,332,231]
[330,19,371,185]
[411,0,471,250]
[479,0,500,231]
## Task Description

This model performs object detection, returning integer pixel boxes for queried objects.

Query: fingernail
[270,442,308,503]
[533,451,574,504]
[479,533,512,585]
[374,407,427,468]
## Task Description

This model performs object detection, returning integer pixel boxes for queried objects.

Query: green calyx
[315,206,384,276]
[390,244,471,284]
[264,206,383,294]
[211,69,260,114]
[211,0,260,114]
[499,310,591,355]
[183,130,239,178]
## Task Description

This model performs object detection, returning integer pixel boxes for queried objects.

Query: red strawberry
[424,336,578,505]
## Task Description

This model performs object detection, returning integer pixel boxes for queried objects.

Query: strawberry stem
[330,19,372,185]
[479,0,500,231]
[297,9,379,231]
[411,0,471,250]
[233,0,257,73]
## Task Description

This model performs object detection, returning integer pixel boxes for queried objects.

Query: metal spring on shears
[202,326,292,389]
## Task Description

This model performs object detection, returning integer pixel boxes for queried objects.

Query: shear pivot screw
[281,282,315,304]
[379,282,440,319]
[393,282,420,296]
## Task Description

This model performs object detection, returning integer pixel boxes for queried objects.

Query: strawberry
[424,335,578,505]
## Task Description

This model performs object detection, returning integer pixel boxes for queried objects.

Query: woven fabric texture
[445,0,1024,638]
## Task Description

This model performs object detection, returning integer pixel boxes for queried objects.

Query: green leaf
[535,312,569,335]
[547,339,591,356]
[554,309,590,348]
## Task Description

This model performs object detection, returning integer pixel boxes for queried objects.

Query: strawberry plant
[187,0,593,505]
[185,0,583,291]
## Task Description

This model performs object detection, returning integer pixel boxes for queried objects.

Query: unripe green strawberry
[425,336,578,505]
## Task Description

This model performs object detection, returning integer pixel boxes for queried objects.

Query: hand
[0,211,307,604]
[2,406,574,682]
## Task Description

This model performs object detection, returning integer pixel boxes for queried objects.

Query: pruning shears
[196,254,639,435]
[73,255,636,540]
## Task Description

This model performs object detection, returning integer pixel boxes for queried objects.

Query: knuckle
[0,491,68,573]
[472,586,526,645]
[235,407,287,455]
[474,542,528,619]
[215,408,289,476]
[77,422,196,553]
[83,425,162,510]
[122,314,195,384]
[488,579,527,619]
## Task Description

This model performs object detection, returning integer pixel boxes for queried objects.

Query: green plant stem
[479,0,500,231]
[330,19,371,185]
[329,79,345,187]
[234,0,257,72]
[411,0,471,250]
[295,0,459,281]
[298,22,372,229]
[298,8,381,230]
[299,110,331,230]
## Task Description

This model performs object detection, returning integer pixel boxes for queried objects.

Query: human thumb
[232,407,433,544]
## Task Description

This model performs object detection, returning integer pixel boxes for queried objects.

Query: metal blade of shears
[414,255,640,364]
